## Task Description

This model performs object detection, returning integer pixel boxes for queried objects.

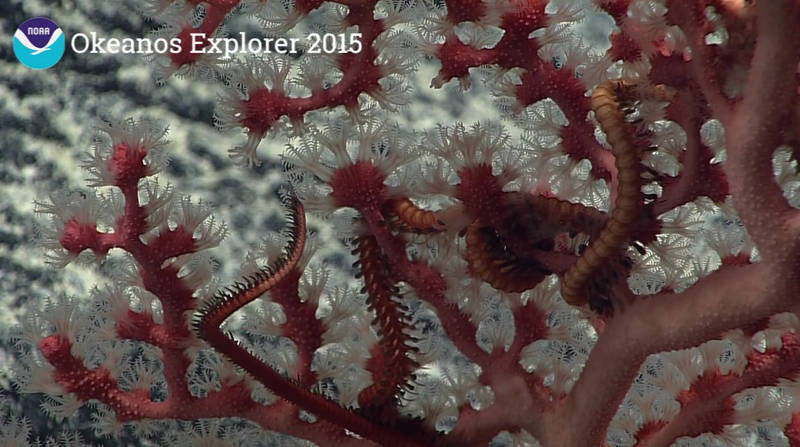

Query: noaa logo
[13,17,65,70]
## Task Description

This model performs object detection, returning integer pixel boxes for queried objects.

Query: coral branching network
[7,0,800,446]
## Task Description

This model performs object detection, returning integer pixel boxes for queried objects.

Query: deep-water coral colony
[9,0,800,447]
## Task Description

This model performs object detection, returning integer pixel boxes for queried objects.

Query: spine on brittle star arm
[560,82,645,306]
[353,235,418,412]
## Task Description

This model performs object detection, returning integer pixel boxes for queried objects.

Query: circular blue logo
[13,17,65,70]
